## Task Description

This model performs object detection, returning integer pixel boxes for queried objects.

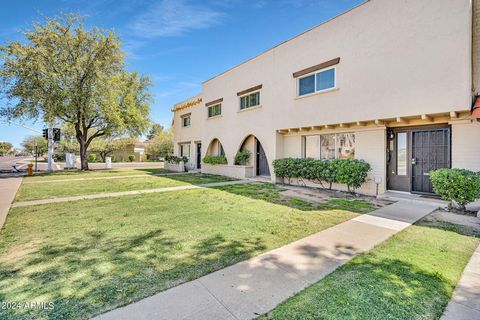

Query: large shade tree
[0,15,152,169]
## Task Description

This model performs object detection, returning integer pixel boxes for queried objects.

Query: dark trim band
[237,84,263,96]
[205,98,223,107]
[292,57,340,78]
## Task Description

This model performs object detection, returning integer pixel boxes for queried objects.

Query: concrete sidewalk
[11,180,252,208]
[0,175,23,229]
[441,244,480,320]
[95,201,438,320]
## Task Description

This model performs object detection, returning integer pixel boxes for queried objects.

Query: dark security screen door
[196,143,201,169]
[411,128,451,194]
[256,139,270,176]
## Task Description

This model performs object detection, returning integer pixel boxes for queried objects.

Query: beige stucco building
[172,0,480,196]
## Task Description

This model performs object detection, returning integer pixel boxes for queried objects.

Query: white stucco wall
[451,120,480,171]
[198,0,472,181]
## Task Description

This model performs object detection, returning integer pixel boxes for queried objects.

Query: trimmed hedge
[165,155,188,164]
[273,158,371,193]
[430,168,480,209]
[203,155,227,165]
[128,154,135,162]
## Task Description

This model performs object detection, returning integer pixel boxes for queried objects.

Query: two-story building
[172,0,480,196]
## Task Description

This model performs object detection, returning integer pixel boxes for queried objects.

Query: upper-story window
[298,67,335,96]
[240,92,260,110]
[208,104,222,117]
[181,114,191,127]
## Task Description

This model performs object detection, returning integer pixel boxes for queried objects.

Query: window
[303,133,355,160]
[240,92,260,110]
[219,145,225,157]
[181,115,191,127]
[208,104,221,117]
[396,132,407,175]
[180,143,190,158]
[298,67,335,96]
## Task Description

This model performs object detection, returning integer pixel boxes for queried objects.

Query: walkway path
[11,180,252,208]
[441,244,480,320]
[0,174,23,229]
[95,200,439,320]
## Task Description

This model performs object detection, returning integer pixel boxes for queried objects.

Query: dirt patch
[279,185,392,209]
[1,239,42,264]
[421,209,480,237]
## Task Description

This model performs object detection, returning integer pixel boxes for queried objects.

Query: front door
[387,126,451,194]
[196,143,202,169]
[256,139,270,176]
[411,128,451,194]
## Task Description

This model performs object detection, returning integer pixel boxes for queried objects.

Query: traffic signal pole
[47,127,54,172]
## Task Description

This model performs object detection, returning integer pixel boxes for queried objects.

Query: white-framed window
[240,91,260,110]
[303,132,355,160]
[181,114,191,127]
[298,67,336,96]
[179,143,190,158]
[208,104,221,117]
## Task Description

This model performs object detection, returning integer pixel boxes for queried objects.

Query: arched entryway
[237,135,270,177]
[206,138,225,157]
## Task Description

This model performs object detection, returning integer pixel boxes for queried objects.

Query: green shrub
[234,150,251,165]
[165,155,187,164]
[430,168,480,209]
[203,155,227,165]
[88,153,96,162]
[273,158,371,193]
[336,159,371,192]
[128,154,135,162]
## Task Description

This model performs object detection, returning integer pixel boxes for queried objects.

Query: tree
[146,123,164,140]
[0,141,13,155]
[146,128,173,160]
[21,136,48,157]
[90,137,135,162]
[0,14,152,170]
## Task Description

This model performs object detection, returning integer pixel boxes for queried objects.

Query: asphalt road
[0,156,30,172]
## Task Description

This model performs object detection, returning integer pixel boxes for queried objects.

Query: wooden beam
[421,114,433,122]
[374,119,384,125]
[338,123,346,128]
[356,121,366,127]
[450,111,458,119]
[299,127,311,132]
[324,124,333,129]
[288,128,299,133]
[205,98,223,107]
[313,126,323,130]
[236,84,263,97]
[396,117,408,124]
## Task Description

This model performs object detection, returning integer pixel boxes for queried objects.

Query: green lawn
[15,173,233,202]
[23,168,170,182]
[0,183,368,319]
[260,218,480,320]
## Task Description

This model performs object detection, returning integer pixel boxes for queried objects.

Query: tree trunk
[79,138,89,170]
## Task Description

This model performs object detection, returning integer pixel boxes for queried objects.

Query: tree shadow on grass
[262,257,453,320]
[0,229,266,320]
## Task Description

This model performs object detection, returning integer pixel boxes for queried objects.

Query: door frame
[195,142,202,169]
[387,124,451,194]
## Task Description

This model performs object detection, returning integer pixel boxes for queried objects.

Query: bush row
[430,168,480,209]
[273,158,371,193]
[202,155,228,165]
[165,155,188,164]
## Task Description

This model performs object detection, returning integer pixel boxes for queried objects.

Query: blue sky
[0,0,362,148]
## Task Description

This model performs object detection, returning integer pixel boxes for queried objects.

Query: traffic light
[53,128,61,142]
[42,129,48,140]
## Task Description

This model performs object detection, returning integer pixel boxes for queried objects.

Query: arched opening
[206,138,225,157]
[236,135,270,176]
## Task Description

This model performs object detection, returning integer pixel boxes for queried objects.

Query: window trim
[297,66,336,97]
[239,90,261,110]
[181,114,191,127]
[207,103,222,118]
[179,143,191,158]
[302,132,355,160]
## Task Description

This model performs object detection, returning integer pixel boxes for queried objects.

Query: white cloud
[130,0,223,38]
